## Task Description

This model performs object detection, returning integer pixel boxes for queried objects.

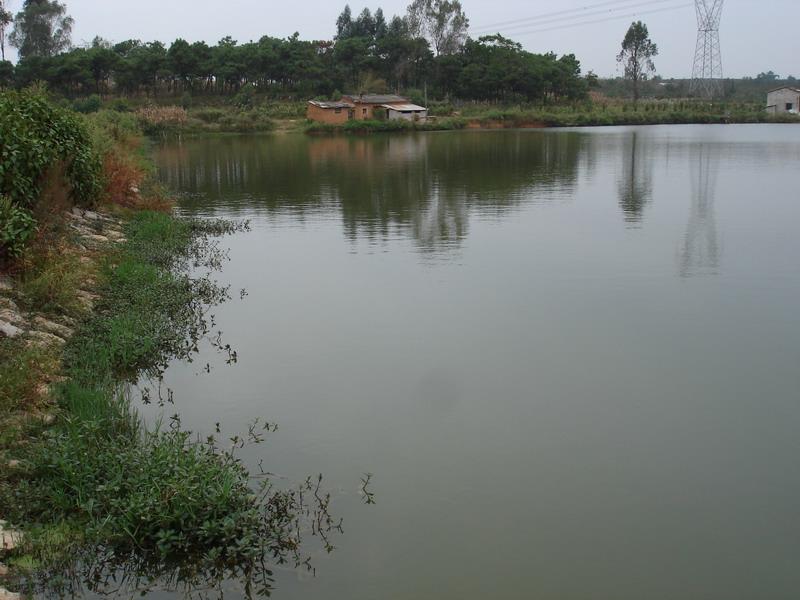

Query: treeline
[0,3,589,103]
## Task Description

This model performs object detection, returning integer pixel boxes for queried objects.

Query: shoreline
[0,91,336,596]
[149,113,800,138]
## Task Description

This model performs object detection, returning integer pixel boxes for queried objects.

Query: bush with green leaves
[0,195,36,258]
[0,90,102,213]
[72,94,102,114]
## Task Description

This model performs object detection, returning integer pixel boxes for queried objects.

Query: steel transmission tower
[690,0,724,99]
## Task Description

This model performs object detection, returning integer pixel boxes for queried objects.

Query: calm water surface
[150,126,800,600]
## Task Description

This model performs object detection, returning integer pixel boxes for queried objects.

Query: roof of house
[343,94,409,104]
[381,103,428,112]
[767,86,800,94]
[308,100,355,109]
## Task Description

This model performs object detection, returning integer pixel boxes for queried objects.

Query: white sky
[3,0,798,78]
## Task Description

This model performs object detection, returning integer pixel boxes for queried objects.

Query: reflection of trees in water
[680,144,720,277]
[154,132,583,252]
[617,131,653,226]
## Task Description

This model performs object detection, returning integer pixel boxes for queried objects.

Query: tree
[407,0,469,56]
[374,8,388,40]
[0,2,12,61]
[0,59,12,86]
[616,21,657,102]
[10,0,73,59]
[168,38,197,91]
[352,8,376,39]
[755,71,779,82]
[87,37,119,94]
[336,5,354,40]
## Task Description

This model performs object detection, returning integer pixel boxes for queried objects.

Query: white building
[381,103,429,122]
[766,86,800,114]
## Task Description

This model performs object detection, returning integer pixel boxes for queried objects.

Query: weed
[18,248,88,317]
[135,106,189,135]
[0,338,59,415]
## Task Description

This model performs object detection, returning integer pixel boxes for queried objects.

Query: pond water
[150,126,800,600]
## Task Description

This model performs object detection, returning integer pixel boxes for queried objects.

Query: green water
[151,126,800,600]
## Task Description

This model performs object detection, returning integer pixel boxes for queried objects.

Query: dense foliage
[0,89,100,208]
[8,0,73,59]
[0,195,36,257]
[4,3,589,103]
[0,90,101,256]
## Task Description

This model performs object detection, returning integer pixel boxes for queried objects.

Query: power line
[471,0,675,34]
[484,3,692,39]
[473,0,681,36]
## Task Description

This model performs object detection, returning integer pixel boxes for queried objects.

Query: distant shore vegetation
[0,1,796,136]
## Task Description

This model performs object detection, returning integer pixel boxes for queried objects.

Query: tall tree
[336,5,354,40]
[616,21,657,102]
[0,1,12,61]
[352,8,375,38]
[10,0,73,59]
[374,8,388,40]
[407,0,468,56]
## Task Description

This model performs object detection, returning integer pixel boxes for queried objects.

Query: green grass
[18,251,89,318]
[0,338,59,415]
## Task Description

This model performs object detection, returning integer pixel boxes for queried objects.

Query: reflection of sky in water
[134,126,800,600]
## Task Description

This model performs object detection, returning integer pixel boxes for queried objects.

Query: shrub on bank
[0,90,103,258]
[0,90,102,210]
[72,95,102,114]
[0,195,36,258]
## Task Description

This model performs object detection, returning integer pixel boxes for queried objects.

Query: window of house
[786,103,794,111]
[335,108,342,114]
[363,108,368,116]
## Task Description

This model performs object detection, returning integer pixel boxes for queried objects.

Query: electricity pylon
[689,0,724,99]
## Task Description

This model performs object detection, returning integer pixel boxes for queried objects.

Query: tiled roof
[308,100,355,109]
[381,103,427,111]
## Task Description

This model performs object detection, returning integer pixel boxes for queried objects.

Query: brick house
[341,94,410,120]
[306,100,356,125]
[307,94,421,124]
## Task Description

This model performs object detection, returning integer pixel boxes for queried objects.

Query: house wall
[307,104,353,125]
[766,89,800,114]
[351,101,408,120]
[355,105,375,120]
[388,109,429,122]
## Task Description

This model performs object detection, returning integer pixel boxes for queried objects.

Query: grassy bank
[306,101,800,134]
[0,92,339,596]
[2,214,324,596]
[48,94,800,137]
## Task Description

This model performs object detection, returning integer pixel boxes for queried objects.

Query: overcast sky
[3,0,797,78]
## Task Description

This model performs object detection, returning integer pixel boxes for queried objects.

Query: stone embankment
[0,208,126,599]
[0,208,125,344]
[0,520,21,599]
